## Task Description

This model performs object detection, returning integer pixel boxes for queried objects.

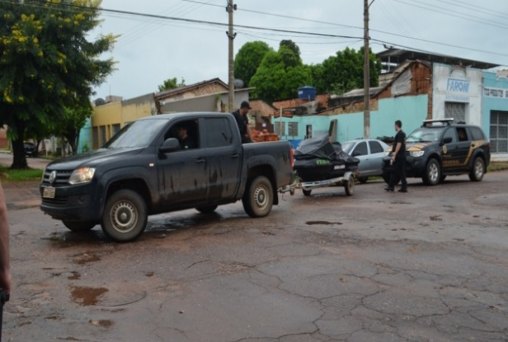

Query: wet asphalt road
[4,172,508,341]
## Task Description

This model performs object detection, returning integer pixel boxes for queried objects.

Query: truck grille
[42,197,68,206]
[42,169,73,186]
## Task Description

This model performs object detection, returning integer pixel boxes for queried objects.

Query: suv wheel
[243,176,273,218]
[469,157,485,182]
[422,158,441,186]
[102,189,147,242]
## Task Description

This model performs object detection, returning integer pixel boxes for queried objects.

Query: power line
[180,0,508,59]
[393,0,508,30]
[1,1,364,40]
[3,0,508,60]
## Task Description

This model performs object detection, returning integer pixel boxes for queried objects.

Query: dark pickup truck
[40,112,293,242]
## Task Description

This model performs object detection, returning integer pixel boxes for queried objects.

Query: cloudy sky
[92,0,508,100]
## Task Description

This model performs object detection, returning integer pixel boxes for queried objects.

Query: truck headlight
[410,151,425,158]
[69,167,95,184]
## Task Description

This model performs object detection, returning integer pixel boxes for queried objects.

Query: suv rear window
[469,126,485,141]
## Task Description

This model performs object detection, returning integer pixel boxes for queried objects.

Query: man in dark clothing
[232,101,252,144]
[177,126,196,150]
[386,120,408,193]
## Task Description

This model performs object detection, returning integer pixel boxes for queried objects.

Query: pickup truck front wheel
[243,176,273,218]
[102,190,147,242]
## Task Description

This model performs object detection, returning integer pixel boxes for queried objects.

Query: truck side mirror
[160,138,181,153]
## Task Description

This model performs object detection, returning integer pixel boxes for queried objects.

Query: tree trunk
[11,136,28,169]
[34,139,42,158]
[65,129,78,155]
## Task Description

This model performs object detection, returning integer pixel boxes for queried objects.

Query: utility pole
[363,0,373,139]
[226,0,237,112]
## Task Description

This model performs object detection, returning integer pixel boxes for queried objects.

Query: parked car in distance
[382,119,490,185]
[341,139,389,183]
[24,142,36,157]
[40,112,293,242]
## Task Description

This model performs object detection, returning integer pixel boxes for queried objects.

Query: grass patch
[0,166,43,182]
[488,162,508,172]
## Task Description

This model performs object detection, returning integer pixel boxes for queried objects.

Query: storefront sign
[446,78,470,102]
[484,87,508,99]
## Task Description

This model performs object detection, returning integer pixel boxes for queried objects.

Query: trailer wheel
[344,175,355,196]
[243,176,273,218]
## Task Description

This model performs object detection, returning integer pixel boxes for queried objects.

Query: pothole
[306,221,343,226]
[70,286,108,306]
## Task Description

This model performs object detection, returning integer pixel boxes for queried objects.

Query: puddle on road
[68,271,81,280]
[72,252,101,265]
[89,319,114,328]
[306,221,343,226]
[71,286,108,306]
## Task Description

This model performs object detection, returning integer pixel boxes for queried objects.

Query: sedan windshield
[341,142,355,154]
[406,128,444,143]
[104,119,168,149]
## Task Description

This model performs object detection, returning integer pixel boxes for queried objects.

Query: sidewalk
[2,181,40,211]
[0,152,51,169]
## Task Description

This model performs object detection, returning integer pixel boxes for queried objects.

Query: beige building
[92,78,251,149]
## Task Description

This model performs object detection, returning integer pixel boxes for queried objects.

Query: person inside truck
[176,126,196,150]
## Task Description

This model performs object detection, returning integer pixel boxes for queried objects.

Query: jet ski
[294,135,359,182]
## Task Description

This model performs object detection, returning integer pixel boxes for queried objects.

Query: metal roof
[377,48,498,70]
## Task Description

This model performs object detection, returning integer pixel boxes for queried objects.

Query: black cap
[240,101,251,109]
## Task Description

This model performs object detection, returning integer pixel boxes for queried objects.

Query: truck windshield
[103,119,168,149]
[406,128,444,143]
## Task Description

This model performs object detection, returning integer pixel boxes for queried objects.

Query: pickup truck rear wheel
[63,221,96,232]
[102,189,147,242]
[243,176,273,218]
[196,205,218,214]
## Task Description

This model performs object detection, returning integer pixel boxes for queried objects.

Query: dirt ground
[3,172,508,341]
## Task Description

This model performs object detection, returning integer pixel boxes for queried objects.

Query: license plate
[334,165,345,170]
[42,186,56,199]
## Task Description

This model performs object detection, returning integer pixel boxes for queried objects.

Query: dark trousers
[389,158,407,189]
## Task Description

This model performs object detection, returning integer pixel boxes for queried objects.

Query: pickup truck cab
[40,112,293,242]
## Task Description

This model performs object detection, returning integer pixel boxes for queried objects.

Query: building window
[288,122,298,137]
[112,124,121,136]
[100,126,107,147]
[490,110,508,153]
[274,122,286,136]
[93,127,99,150]
[445,102,466,123]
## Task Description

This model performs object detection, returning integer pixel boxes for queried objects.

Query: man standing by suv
[386,120,408,193]
[232,101,252,144]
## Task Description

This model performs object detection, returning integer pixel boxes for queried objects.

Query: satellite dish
[94,98,106,106]
[234,79,245,89]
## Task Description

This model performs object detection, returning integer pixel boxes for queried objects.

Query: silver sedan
[341,139,390,183]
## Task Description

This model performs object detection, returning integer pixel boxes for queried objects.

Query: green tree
[158,77,185,92]
[234,41,272,86]
[250,41,311,102]
[315,47,381,94]
[59,102,93,155]
[279,40,301,58]
[0,0,115,168]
